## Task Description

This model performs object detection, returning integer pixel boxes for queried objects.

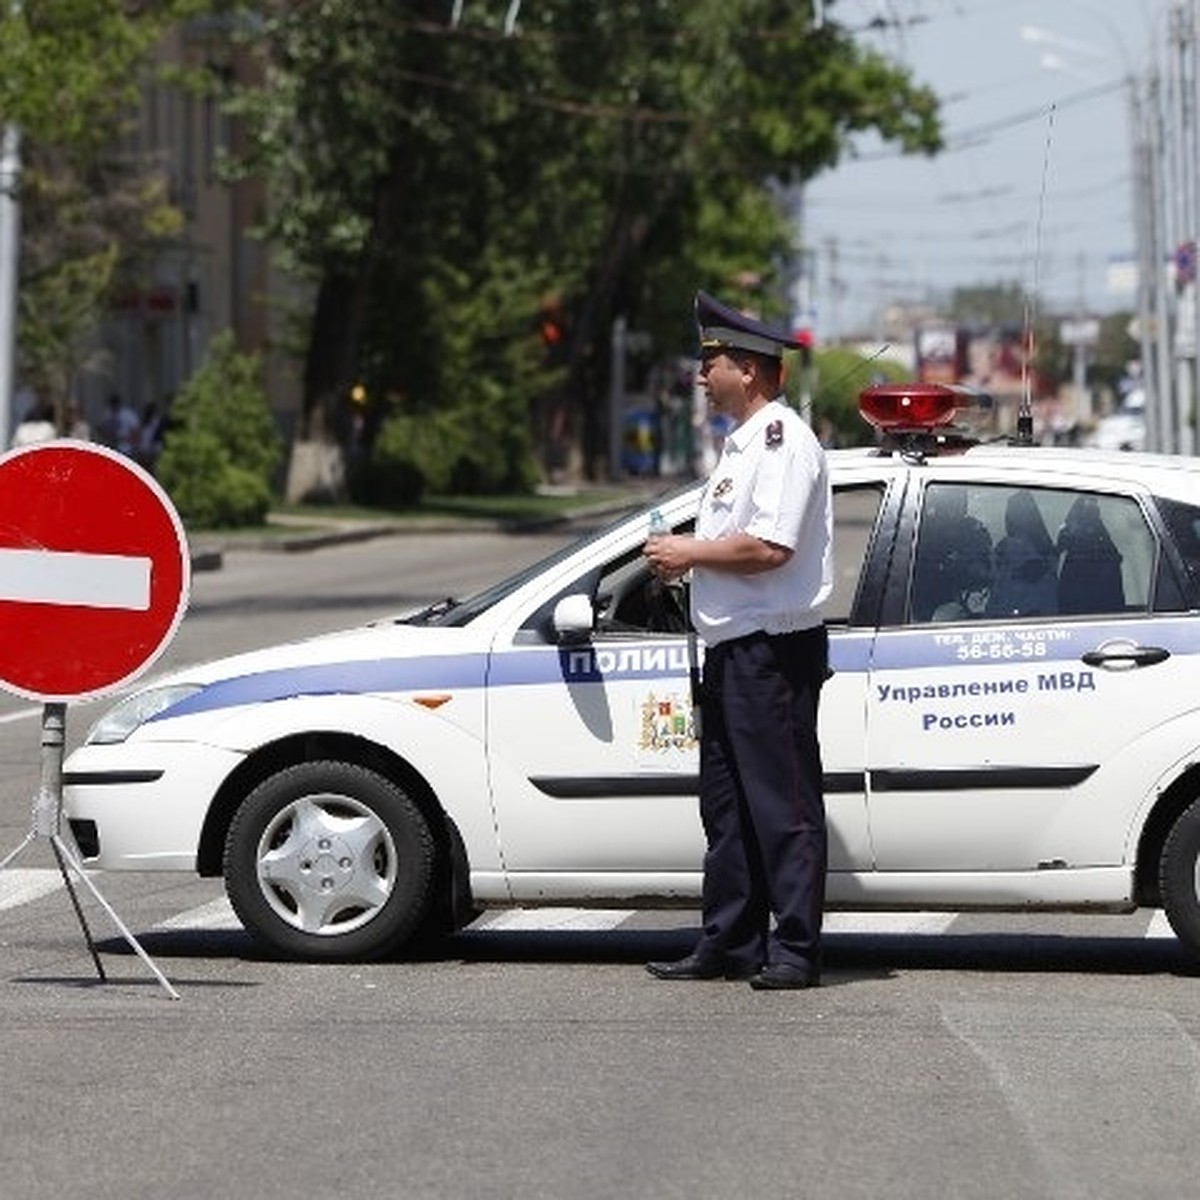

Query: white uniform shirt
[691,398,832,646]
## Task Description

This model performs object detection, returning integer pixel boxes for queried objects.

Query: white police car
[62,383,1200,962]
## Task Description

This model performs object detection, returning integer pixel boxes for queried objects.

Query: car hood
[145,619,487,693]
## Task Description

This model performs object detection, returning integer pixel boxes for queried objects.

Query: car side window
[593,545,691,636]
[1156,498,1200,604]
[828,484,886,625]
[569,485,885,637]
[910,482,1158,623]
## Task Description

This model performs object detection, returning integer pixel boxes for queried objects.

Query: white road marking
[0,547,150,610]
[1143,909,1176,939]
[155,896,242,931]
[823,911,958,935]
[469,907,637,932]
[0,868,64,911]
[0,883,1185,945]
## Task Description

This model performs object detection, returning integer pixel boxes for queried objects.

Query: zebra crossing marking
[0,872,1186,943]
[823,911,958,935]
[0,868,64,912]
[155,896,242,932]
[1144,910,1175,939]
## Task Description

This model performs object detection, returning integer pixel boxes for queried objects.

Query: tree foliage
[797,347,910,447]
[228,0,941,486]
[0,1,200,415]
[156,330,282,527]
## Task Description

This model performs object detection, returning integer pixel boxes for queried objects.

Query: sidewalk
[187,482,669,572]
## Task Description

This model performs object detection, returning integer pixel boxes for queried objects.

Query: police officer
[644,291,832,990]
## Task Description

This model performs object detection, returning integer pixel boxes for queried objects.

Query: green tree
[156,330,282,528]
[0,1,204,418]
[798,346,910,447]
[229,1,940,486]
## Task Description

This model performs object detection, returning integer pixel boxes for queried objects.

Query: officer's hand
[644,534,691,582]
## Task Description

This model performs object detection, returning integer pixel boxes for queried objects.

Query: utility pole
[1190,0,1200,453]
[0,122,18,451]
[0,1,22,451]
[1134,76,1162,453]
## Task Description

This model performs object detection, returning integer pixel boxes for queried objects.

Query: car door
[864,472,1199,875]
[483,476,892,885]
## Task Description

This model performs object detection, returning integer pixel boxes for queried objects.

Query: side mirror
[552,593,594,641]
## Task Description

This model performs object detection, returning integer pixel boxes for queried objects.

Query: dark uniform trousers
[695,625,828,971]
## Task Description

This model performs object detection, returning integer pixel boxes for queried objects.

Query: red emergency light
[860,381,993,428]
[860,383,960,429]
[858,382,993,453]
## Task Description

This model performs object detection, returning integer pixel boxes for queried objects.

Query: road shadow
[91,924,1200,979]
[821,930,1200,977]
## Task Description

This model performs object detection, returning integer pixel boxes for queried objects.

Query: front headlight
[86,683,204,745]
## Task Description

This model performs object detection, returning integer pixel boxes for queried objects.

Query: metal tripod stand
[0,702,179,1000]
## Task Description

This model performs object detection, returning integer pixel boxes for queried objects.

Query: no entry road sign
[0,440,190,701]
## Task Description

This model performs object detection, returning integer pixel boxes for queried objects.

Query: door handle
[1081,644,1170,669]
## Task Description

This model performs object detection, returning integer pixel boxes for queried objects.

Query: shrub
[156,331,282,528]
[358,394,538,510]
[353,413,430,509]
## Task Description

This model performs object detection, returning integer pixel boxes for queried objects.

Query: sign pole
[0,441,192,1000]
[0,702,180,1000]
[34,701,105,981]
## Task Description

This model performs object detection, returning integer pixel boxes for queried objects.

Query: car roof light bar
[858,382,993,457]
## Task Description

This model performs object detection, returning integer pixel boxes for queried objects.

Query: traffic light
[539,295,567,365]
[540,297,564,346]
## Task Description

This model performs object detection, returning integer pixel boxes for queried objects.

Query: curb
[186,486,670,573]
[190,547,225,573]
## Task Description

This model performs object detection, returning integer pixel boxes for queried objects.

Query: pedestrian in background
[63,401,91,441]
[9,399,58,447]
[99,392,139,456]
[644,291,833,990]
[136,401,165,472]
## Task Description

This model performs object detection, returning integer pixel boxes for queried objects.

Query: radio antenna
[1018,103,1057,445]
[810,341,894,405]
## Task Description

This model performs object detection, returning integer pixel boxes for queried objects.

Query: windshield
[407,485,694,627]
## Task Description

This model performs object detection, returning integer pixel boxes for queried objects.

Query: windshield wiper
[397,597,458,625]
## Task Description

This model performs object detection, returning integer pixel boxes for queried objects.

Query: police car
[61,383,1200,962]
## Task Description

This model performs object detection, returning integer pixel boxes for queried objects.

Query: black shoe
[645,954,758,981]
[748,962,820,990]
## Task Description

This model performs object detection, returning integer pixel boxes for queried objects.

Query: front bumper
[63,742,245,871]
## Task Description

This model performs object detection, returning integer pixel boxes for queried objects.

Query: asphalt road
[2,531,1200,1199]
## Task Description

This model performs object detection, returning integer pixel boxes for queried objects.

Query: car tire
[1159,797,1200,956]
[224,761,435,962]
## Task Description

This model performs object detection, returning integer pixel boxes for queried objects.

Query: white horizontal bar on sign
[0,548,151,610]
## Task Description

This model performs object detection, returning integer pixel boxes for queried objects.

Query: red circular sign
[0,441,190,701]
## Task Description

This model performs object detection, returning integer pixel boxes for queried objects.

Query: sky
[804,0,1164,338]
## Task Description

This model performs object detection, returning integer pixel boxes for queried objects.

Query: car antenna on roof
[1017,103,1057,447]
[809,342,893,410]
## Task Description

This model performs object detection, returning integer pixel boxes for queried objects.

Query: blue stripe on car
[148,619,1200,723]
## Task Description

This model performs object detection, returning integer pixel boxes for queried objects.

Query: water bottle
[648,509,668,539]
